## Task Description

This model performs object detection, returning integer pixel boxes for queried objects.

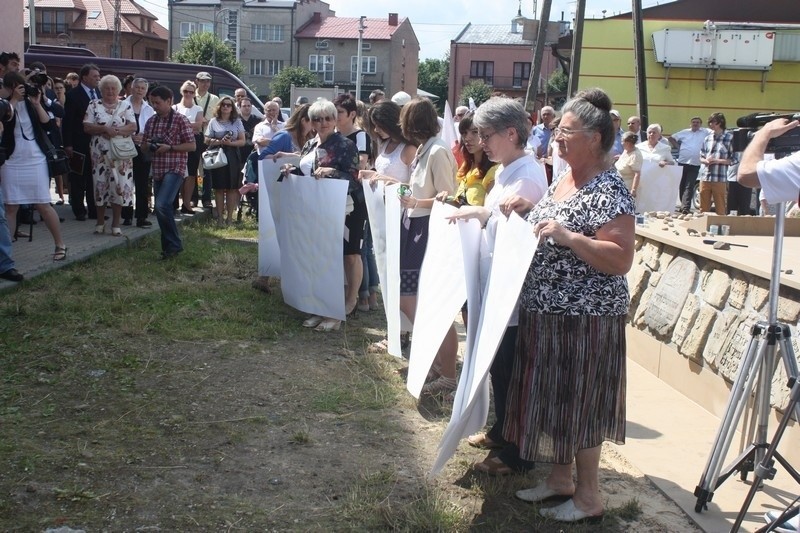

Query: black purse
[45,147,70,177]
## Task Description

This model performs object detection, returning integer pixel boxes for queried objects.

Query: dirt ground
[1,253,702,531]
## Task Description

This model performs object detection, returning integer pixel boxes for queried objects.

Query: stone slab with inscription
[642,256,699,338]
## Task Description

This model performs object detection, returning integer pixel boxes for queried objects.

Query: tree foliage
[269,66,319,104]
[459,80,492,108]
[546,68,569,109]
[418,56,449,113]
[171,32,243,77]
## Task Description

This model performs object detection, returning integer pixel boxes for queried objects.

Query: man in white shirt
[252,102,285,154]
[193,72,219,208]
[668,116,712,213]
[738,118,800,204]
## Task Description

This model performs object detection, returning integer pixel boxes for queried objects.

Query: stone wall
[628,236,800,413]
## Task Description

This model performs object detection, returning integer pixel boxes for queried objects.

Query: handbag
[109,135,138,161]
[107,102,137,161]
[202,147,228,170]
[45,148,70,177]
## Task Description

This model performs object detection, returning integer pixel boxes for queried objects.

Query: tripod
[732,376,799,531]
[694,205,800,516]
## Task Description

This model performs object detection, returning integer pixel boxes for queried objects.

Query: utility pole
[355,16,366,101]
[112,0,122,57]
[632,0,649,131]
[567,0,586,97]
[524,0,553,111]
[28,0,36,46]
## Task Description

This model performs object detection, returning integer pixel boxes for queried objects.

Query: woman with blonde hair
[204,96,245,225]
[173,80,205,213]
[83,74,137,236]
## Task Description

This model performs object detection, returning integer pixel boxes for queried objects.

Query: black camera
[148,136,164,151]
[733,112,800,154]
[23,83,40,98]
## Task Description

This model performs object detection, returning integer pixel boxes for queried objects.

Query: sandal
[111,227,122,237]
[472,455,515,477]
[302,315,324,328]
[467,432,504,450]
[53,246,68,262]
[94,225,105,235]
[314,318,341,332]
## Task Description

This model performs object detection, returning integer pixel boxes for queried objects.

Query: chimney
[312,12,321,23]
[388,13,398,26]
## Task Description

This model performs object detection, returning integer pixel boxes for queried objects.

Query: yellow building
[573,1,800,134]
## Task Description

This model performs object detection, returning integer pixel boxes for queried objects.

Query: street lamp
[212,7,239,66]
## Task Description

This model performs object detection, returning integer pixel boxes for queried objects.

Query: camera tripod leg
[695,325,768,512]
[731,377,800,532]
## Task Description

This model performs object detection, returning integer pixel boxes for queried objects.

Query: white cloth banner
[430,212,538,476]
[363,181,402,357]
[636,161,682,213]
[407,202,466,398]
[277,174,348,320]
[257,156,300,277]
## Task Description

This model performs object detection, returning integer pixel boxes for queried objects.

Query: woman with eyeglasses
[173,81,205,214]
[443,97,547,476]
[204,96,245,225]
[500,88,634,523]
[290,99,361,332]
[123,77,154,227]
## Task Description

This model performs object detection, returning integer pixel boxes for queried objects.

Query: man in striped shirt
[699,112,736,215]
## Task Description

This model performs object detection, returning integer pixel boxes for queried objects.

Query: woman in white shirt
[172,80,205,213]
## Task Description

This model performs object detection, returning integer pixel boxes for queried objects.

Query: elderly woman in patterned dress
[83,74,136,236]
[501,88,635,524]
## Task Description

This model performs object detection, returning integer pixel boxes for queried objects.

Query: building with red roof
[23,0,168,61]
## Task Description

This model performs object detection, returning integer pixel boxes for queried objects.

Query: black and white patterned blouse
[520,168,635,316]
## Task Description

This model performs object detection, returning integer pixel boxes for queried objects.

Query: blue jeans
[153,172,184,255]
[0,185,16,273]
[359,221,379,299]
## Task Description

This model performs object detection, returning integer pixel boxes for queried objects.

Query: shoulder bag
[202,146,228,170]
[108,102,137,161]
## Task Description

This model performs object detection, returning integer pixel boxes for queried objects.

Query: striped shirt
[700,130,735,182]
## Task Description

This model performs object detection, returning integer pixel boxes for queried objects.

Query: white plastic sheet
[406,202,466,398]
[636,161,682,213]
[430,212,538,476]
[276,174,348,320]
[257,156,300,277]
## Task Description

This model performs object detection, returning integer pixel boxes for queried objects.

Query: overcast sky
[142,0,675,60]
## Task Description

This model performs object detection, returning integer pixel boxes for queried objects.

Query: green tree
[418,55,449,114]
[546,68,569,109]
[459,80,492,108]
[172,32,243,77]
[269,66,319,104]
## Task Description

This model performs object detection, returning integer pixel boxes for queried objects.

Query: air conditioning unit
[361,42,371,51]
[315,40,329,50]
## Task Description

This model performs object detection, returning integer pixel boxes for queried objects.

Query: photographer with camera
[738,118,800,202]
[0,72,67,262]
[140,86,195,259]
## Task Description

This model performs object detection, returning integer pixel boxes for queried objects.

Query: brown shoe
[472,455,515,477]
[467,432,503,450]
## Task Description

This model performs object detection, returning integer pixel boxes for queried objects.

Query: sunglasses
[311,116,334,123]
[183,90,195,94]
[220,103,233,107]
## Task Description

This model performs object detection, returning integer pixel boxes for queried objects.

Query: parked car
[24,44,263,110]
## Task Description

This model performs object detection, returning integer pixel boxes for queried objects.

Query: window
[268,60,284,76]
[41,10,68,34]
[268,24,284,42]
[470,61,494,84]
[251,24,266,42]
[513,62,531,88]
[179,22,194,39]
[308,54,334,83]
[250,59,266,76]
[350,56,377,82]
[199,23,213,33]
